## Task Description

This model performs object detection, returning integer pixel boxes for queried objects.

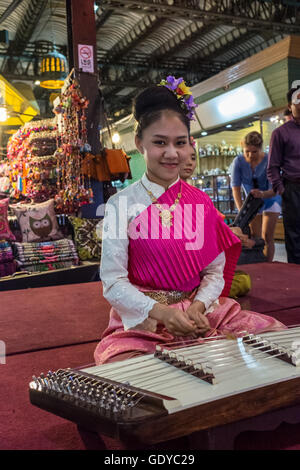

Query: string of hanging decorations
[53,72,93,214]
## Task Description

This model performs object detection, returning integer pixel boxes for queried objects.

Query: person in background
[179,144,255,255]
[179,142,197,181]
[230,131,281,262]
[267,85,300,264]
[179,142,227,217]
[93,79,285,366]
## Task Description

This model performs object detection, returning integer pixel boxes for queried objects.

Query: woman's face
[243,144,261,165]
[180,146,197,180]
[135,111,189,188]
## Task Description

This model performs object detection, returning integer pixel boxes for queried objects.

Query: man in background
[267,85,300,264]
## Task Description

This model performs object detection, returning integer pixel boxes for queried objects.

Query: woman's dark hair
[242,131,263,148]
[132,85,190,138]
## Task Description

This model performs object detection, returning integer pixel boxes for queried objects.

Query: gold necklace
[140,180,182,228]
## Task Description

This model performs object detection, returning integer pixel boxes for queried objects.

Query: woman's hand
[242,237,256,249]
[185,300,210,336]
[250,188,264,198]
[230,226,249,243]
[149,303,197,336]
[230,226,255,249]
[130,317,158,333]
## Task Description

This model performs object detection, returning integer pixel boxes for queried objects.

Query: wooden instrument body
[29,330,300,445]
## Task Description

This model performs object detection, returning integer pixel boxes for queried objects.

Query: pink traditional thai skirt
[94,295,286,365]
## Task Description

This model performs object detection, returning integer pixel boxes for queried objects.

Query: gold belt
[143,289,194,305]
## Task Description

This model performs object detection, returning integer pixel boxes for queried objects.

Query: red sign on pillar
[78,44,94,73]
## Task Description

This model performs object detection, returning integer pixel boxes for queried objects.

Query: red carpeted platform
[0,281,110,355]
[1,261,300,450]
[238,262,300,314]
[0,343,96,450]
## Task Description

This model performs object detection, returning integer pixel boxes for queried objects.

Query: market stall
[0,78,100,285]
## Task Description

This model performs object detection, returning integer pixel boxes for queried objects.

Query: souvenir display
[7,119,58,203]
[11,199,63,243]
[13,238,79,273]
[0,160,10,196]
[0,198,16,241]
[69,216,102,261]
[0,198,16,277]
[197,142,242,160]
[7,80,93,214]
[53,78,93,213]
[0,241,16,277]
[1,79,100,279]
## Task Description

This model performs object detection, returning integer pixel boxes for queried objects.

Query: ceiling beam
[101,16,167,62]
[98,0,300,34]
[95,9,114,29]
[3,0,48,73]
[0,0,25,25]
[186,28,283,64]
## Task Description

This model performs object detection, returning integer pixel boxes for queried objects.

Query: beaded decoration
[7,119,58,203]
[53,79,93,213]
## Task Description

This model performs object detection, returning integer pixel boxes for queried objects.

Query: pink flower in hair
[190,136,196,148]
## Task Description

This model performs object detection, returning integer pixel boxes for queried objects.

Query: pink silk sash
[94,297,286,365]
[127,180,241,296]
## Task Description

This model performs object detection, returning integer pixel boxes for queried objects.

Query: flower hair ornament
[190,136,196,149]
[159,76,198,120]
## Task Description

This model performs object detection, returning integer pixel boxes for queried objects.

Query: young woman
[179,142,197,181]
[231,131,282,262]
[94,80,285,365]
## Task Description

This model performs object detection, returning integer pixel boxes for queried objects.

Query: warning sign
[78,44,94,73]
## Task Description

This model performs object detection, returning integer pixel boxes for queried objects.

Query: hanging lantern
[39,48,68,90]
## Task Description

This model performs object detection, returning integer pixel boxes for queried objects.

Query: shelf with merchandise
[198,153,237,159]
[189,173,237,217]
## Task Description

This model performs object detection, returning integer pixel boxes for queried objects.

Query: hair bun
[133,85,183,122]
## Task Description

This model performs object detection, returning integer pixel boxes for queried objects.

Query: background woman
[231,131,281,262]
[179,141,197,181]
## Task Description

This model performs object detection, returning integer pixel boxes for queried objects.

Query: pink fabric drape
[127,180,241,296]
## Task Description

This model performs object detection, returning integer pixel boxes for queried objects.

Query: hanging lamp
[39,0,68,90]
[39,47,68,89]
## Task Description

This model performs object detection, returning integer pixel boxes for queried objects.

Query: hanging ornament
[53,78,92,214]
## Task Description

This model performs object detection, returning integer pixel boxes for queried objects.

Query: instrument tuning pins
[290,340,300,366]
[30,368,142,417]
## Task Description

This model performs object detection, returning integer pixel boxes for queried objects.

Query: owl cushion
[12,199,63,243]
[69,216,102,261]
[0,198,16,241]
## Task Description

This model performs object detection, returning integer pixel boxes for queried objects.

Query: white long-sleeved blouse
[100,174,226,330]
